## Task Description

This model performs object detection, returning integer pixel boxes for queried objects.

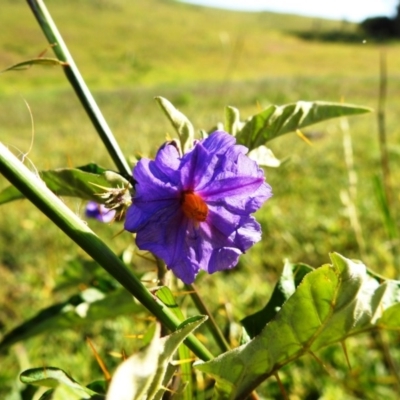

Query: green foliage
[156,99,371,170]
[155,96,195,154]
[241,261,313,339]
[20,367,99,399]
[224,106,243,137]
[155,286,195,399]
[19,317,206,400]
[0,141,212,362]
[235,101,372,150]
[195,253,400,399]
[0,287,144,351]
[0,100,371,208]
[0,164,130,205]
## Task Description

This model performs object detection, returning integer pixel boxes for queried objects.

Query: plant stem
[377,50,393,212]
[185,283,231,353]
[0,143,213,362]
[26,0,132,179]
[376,50,399,272]
[341,118,366,260]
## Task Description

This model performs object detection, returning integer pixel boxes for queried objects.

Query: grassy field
[1,0,400,398]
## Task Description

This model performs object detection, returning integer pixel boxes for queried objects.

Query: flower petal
[134,205,187,264]
[125,198,178,231]
[155,141,181,174]
[201,130,236,154]
[200,175,265,200]
[124,130,272,284]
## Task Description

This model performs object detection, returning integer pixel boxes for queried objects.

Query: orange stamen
[181,191,208,222]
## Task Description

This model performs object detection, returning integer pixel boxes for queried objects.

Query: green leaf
[106,316,206,400]
[0,165,130,205]
[377,303,400,329]
[147,316,206,400]
[241,261,313,339]
[155,96,195,154]
[0,58,67,73]
[195,253,400,400]
[76,163,107,174]
[0,288,143,350]
[224,106,243,136]
[156,286,185,320]
[235,101,372,150]
[20,367,97,399]
[38,387,105,400]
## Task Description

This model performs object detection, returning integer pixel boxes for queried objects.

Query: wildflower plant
[1,1,400,399]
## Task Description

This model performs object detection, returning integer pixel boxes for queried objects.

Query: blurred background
[179,0,397,22]
[1,0,400,398]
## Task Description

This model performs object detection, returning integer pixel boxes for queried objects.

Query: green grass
[1,0,400,398]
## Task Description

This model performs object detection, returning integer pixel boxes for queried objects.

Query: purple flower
[124,131,272,284]
[85,201,116,223]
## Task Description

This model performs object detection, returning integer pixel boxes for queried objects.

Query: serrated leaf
[235,101,372,150]
[0,165,130,205]
[195,253,400,400]
[0,58,67,73]
[20,367,97,399]
[241,261,313,339]
[155,96,195,154]
[0,288,143,350]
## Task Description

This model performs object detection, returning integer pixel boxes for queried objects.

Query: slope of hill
[0,0,381,94]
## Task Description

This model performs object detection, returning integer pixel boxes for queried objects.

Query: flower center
[181,191,208,222]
